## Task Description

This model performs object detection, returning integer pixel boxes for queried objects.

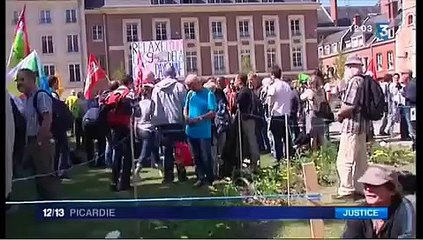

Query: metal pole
[284,114,291,206]
[237,105,243,172]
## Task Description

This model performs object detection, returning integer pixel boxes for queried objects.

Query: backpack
[311,89,334,121]
[360,75,387,121]
[103,88,131,128]
[33,90,74,137]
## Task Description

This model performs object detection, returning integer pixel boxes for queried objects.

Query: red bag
[104,88,131,128]
[174,142,194,166]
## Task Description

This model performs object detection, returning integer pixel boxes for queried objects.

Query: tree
[334,52,347,80]
[112,62,126,80]
[241,56,253,74]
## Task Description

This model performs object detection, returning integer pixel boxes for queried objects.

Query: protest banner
[131,40,185,80]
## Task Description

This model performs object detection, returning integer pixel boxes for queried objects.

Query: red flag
[366,58,378,80]
[135,52,144,88]
[84,54,107,99]
[7,5,31,68]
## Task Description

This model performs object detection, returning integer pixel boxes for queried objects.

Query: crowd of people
[5,54,417,237]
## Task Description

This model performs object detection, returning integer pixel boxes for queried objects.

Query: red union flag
[84,54,107,99]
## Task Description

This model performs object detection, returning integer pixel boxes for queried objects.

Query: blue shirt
[185,88,217,139]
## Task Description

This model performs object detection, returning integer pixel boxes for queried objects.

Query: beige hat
[345,55,363,66]
[358,165,400,187]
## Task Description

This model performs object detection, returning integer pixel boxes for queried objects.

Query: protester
[286,77,301,145]
[235,73,261,172]
[151,66,188,183]
[267,66,294,161]
[48,75,60,99]
[108,75,135,192]
[334,56,368,200]
[184,74,217,187]
[103,81,120,167]
[73,92,88,150]
[400,69,415,141]
[342,165,415,238]
[387,73,401,137]
[16,68,59,199]
[226,78,237,115]
[300,74,326,150]
[6,90,15,203]
[133,79,161,178]
[65,90,78,136]
[379,74,393,136]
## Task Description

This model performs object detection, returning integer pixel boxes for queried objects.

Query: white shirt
[267,79,292,116]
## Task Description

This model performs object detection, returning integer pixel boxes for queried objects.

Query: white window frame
[209,17,226,41]
[41,35,54,54]
[324,45,330,55]
[236,16,253,40]
[151,0,166,4]
[65,9,77,23]
[153,18,170,41]
[67,34,79,53]
[238,20,250,38]
[68,63,82,82]
[182,21,196,40]
[40,10,52,24]
[388,28,395,38]
[263,16,279,39]
[376,53,383,71]
[92,25,103,41]
[387,51,394,70]
[289,18,301,36]
[181,18,199,41]
[351,37,358,48]
[212,49,226,74]
[407,14,414,26]
[363,57,369,71]
[345,40,351,48]
[264,19,276,37]
[123,19,141,43]
[43,64,56,76]
[185,49,198,73]
[318,46,324,56]
[266,47,277,70]
[357,36,364,46]
[331,43,337,54]
[291,46,303,69]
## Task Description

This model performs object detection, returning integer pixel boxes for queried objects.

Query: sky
[320,0,379,6]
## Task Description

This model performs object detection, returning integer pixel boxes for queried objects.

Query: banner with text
[131,40,185,80]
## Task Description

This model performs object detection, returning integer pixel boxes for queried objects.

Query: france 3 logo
[352,23,390,42]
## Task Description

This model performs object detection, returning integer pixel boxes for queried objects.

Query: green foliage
[112,62,126,80]
[369,144,415,166]
[334,52,347,80]
[241,56,252,74]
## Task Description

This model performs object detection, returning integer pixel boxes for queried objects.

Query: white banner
[131,40,185,80]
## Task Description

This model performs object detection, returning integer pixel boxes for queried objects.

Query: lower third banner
[37,206,388,220]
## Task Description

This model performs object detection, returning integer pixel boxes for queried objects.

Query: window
[292,47,303,68]
[40,10,51,24]
[324,45,330,55]
[331,43,337,54]
[240,49,251,69]
[151,0,166,4]
[266,48,276,69]
[211,21,223,39]
[126,23,139,42]
[213,50,225,73]
[265,20,276,37]
[67,35,79,53]
[41,35,54,54]
[186,51,198,73]
[376,53,383,71]
[262,0,274,2]
[388,28,395,38]
[43,64,55,76]
[155,21,168,40]
[387,51,394,70]
[290,19,301,36]
[12,11,20,24]
[65,9,77,23]
[352,38,358,48]
[345,40,351,49]
[407,14,414,25]
[238,20,249,38]
[183,22,196,40]
[318,47,323,56]
[68,64,81,82]
[363,57,369,70]
[208,0,223,3]
[358,36,364,46]
[97,55,106,69]
[92,25,103,41]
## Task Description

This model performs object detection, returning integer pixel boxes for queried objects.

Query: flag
[366,58,378,80]
[84,54,107,99]
[56,74,64,97]
[298,73,310,84]
[7,50,50,97]
[7,5,30,68]
[134,52,144,90]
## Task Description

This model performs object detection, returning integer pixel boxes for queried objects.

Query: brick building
[394,0,415,74]
[84,0,320,79]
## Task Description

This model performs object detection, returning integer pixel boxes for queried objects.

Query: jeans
[157,124,186,181]
[402,105,415,139]
[54,132,71,176]
[188,138,214,183]
[269,115,294,161]
[111,127,132,188]
[137,131,161,167]
[84,128,106,167]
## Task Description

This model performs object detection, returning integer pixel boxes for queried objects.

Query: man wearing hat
[334,55,369,200]
[342,165,415,238]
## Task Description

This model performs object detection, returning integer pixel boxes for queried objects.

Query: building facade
[395,0,415,74]
[85,0,320,79]
[6,0,88,96]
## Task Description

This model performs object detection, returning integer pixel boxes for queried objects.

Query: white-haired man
[184,74,217,187]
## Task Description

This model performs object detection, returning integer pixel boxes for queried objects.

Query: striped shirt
[341,76,368,134]
[24,90,53,137]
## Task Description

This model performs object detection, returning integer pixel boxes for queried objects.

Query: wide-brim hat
[345,56,363,66]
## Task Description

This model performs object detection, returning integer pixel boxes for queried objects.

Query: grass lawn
[6,154,346,238]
